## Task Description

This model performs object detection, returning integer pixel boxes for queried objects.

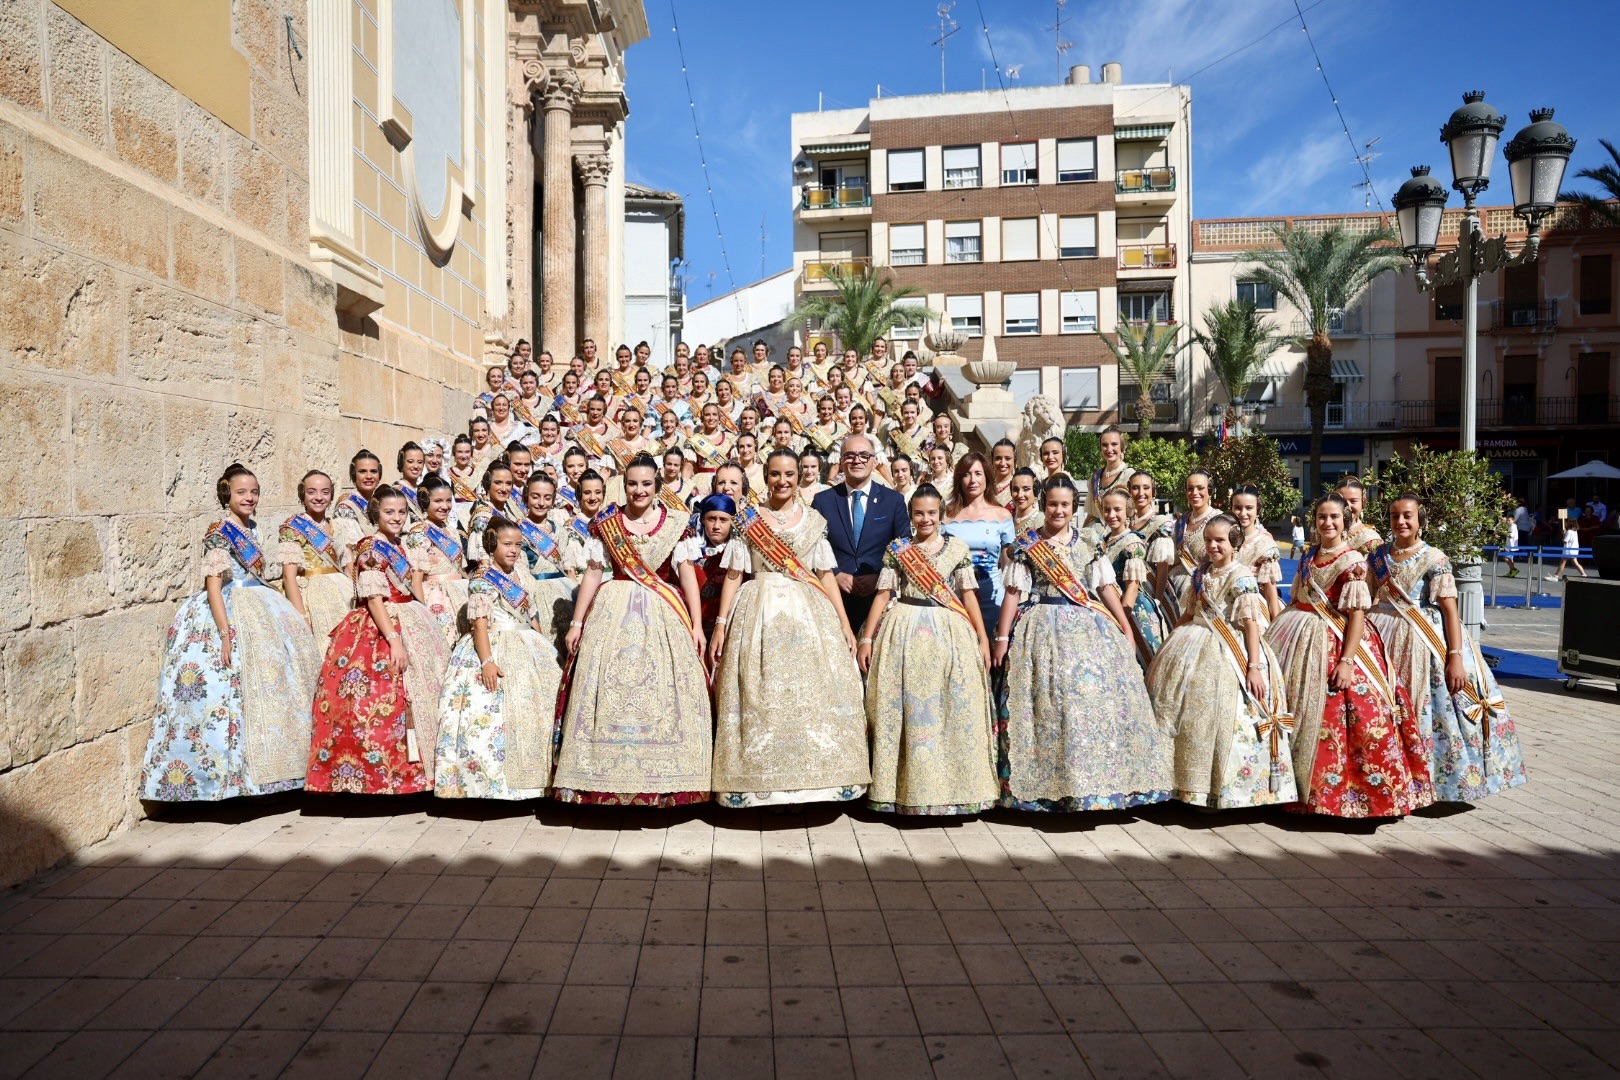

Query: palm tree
[1241,225,1404,496]
[1193,299,1290,431]
[780,263,937,360]
[1558,137,1620,227]
[1102,318,1186,438]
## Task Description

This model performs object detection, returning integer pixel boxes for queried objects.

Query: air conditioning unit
[1510,308,1538,327]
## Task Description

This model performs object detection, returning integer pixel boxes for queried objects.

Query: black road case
[1560,577,1620,691]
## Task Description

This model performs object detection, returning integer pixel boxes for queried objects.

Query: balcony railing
[1117,243,1177,270]
[798,184,871,211]
[1115,167,1176,194]
[1290,310,1363,336]
[1259,395,1620,432]
[800,257,871,285]
[1489,299,1558,332]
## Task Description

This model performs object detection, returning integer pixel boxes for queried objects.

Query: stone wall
[0,1,480,889]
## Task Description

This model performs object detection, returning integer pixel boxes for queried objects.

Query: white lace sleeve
[671,536,704,566]
[1121,556,1149,584]
[1430,569,1458,600]
[357,569,390,599]
[808,537,838,573]
[877,566,901,593]
[1086,554,1118,592]
[583,537,608,571]
[1254,558,1282,584]
[953,565,979,592]
[464,590,495,621]
[720,537,752,572]
[201,547,233,579]
[404,539,430,572]
[1146,535,1175,565]
[1232,590,1269,627]
[277,540,303,566]
[1002,559,1032,595]
[1337,578,1373,612]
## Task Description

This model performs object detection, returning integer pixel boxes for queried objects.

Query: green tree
[1240,225,1404,499]
[1065,429,1101,482]
[1126,436,1199,510]
[1101,319,1187,438]
[1366,445,1508,562]
[1198,434,1298,527]
[1558,137,1620,227]
[1192,300,1290,425]
[779,263,937,360]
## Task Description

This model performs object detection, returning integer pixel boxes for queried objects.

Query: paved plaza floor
[4,677,1620,1079]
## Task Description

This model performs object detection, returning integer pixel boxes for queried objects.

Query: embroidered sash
[479,565,531,616]
[517,518,560,563]
[611,369,634,393]
[342,492,369,519]
[573,426,606,459]
[1197,571,1295,792]
[556,485,578,511]
[213,520,265,576]
[1175,510,1212,571]
[889,427,921,460]
[590,506,695,635]
[652,397,680,427]
[569,516,591,541]
[688,432,729,469]
[396,480,419,508]
[1304,573,1400,714]
[1013,529,1119,625]
[552,395,583,426]
[782,406,810,436]
[450,472,479,503]
[621,392,648,417]
[422,522,463,563]
[888,539,972,624]
[1458,638,1504,746]
[876,386,904,415]
[512,397,541,427]
[716,408,739,434]
[750,391,774,418]
[608,438,636,470]
[736,506,823,589]
[285,514,339,569]
[1369,548,1449,667]
[368,537,412,581]
[659,486,690,514]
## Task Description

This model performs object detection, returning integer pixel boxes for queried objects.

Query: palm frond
[779,264,939,358]
[1193,300,1289,405]
[1558,138,1620,226]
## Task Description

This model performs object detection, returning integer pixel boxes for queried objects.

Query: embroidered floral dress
[515,513,577,655]
[865,536,998,815]
[403,521,468,651]
[997,527,1171,811]
[278,515,353,647]
[1264,546,1432,817]
[712,506,870,807]
[305,536,452,795]
[1234,526,1285,600]
[1100,528,1167,660]
[1368,543,1527,802]
[140,523,320,801]
[330,493,374,567]
[434,571,563,800]
[1166,506,1219,614]
[1085,461,1134,524]
[553,508,712,806]
[1346,518,1383,556]
[466,499,520,569]
[1146,563,1298,809]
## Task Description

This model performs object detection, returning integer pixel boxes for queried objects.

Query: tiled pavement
[4,680,1620,1079]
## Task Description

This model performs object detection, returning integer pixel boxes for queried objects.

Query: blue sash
[286,514,338,567]
[570,516,590,540]
[214,520,264,576]
[557,485,578,510]
[369,537,412,580]
[397,480,419,506]
[518,517,561,562]
[423,522,463,562]
[343,492,368,518]
[479,566,530,615]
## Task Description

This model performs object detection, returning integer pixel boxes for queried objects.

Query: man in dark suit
[813,434,911,632]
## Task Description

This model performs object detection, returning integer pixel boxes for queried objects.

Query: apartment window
[1057,138,1097,182]
[890,296,925,340]
[1004,293,1040,336]
[1236,280,1276,311]
[1119,289,1172,324]
[889,223,925,266]
[945,221,982,264]
[1059,290,1099,334]
[1009,369,1041,403]
[1058,215,1097,258]
[1001,142,1037,185]
[1580,254,1613,316]
[1061,368,1100,410]
[887,148,925,192]
[943,145,981,189]
[1434,281,1464,321]
[1002,217,1038,262]
[947,294,984,338]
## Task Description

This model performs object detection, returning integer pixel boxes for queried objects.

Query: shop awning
[1257,359,1292,382]
[1114,124,1172,141]
[803,140,869,155]
[1330,359,1364,382]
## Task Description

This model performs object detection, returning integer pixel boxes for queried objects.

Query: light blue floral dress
[1099,528,1167,661]
[140,522,320,801]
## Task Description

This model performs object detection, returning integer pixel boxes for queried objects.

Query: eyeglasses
[842,451,874,462]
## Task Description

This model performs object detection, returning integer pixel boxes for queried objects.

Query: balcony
[800,257,870,288]
[1115,167,1177,199]
[1117,243,1177,271]
[1489,299,1558,332]
[797,183,871,218]
[1289,309,1364,336]
[1259,395,1620,432]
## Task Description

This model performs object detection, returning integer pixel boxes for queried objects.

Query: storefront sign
[1275,436,1366,456]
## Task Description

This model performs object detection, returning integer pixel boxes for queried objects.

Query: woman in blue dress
[942,451,1014,632]
[1095,488,1167,663]
[140,463,321,801]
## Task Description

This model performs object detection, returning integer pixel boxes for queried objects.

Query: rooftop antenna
[1006,63,1023,82]
[1048,0,1073,82]
[705,271,716,300]
[931,3,958,93]
[1352,136,1382,210]
[760,215,767,279]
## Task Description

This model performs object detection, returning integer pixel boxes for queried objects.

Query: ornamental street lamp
[1392,92,1575,454]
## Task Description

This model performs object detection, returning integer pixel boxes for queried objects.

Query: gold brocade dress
[712,506,870,806]
[404,522,469,651]
[1167,506,1219,613]
[865,536,998,815]
[278,517,353,647]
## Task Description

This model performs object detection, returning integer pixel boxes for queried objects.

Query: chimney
[1067,65,1091,86]
[1101,62,1123,84]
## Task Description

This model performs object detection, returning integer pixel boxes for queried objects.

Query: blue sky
[623,0,1615,307]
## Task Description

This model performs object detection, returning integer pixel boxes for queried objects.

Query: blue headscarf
[697,493,737,517]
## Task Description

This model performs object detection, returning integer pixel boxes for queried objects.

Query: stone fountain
[951,334,1021,452]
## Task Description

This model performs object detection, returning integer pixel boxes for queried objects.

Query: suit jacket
[813,482,911,577]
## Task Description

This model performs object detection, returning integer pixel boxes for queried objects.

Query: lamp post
[1391,92,1575,454]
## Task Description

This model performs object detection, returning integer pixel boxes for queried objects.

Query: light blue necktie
[851,489,866,544]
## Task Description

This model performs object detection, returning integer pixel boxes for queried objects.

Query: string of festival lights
[667,1,743,317]
[1293,0,1385,211]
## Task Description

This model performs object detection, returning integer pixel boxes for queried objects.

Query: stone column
[539,68,581,360]
[575,152,613,354]
[501,57,546,357]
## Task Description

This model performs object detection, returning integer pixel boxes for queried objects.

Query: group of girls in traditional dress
[140,347,1527,822]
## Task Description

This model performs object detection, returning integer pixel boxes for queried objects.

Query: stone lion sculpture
[1016,393,1065,468]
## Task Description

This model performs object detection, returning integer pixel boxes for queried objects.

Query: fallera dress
[1166,506,1219,615]
[1146,563,1299,809]
[864,536,999,815]
[515,511,577,655]
[552,507,713,806]
[1367,542,1527,802]
[330,492,374,562]
[711,505,871,806]
[404,520,469,651]
[305,535,452,795]
[1099,528,1167,661]
[434,568,563,799]
[997,527,1172,811]
[1346,518,1383,556]
[1264,545,1432,817]
[1234,526,1285,598]
[278,513,353,647]
[140,521,320,801]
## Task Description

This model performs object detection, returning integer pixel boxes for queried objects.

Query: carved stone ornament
[574,153,612,186]
[540,68,581,110]
[521,59,547,95]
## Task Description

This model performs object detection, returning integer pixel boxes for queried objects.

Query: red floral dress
[1264,546,1432,818]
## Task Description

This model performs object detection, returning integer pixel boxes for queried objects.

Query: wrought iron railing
[1259,395,1619,432]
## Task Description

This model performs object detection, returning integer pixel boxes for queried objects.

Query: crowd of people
[138,337,1527,820]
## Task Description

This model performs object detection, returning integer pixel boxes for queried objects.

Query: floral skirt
[140,583,319,801]
[421,573,469,652]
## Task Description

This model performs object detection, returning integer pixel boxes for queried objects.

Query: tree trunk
[1136,393,1155,438]
[1303,334,1334,500]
